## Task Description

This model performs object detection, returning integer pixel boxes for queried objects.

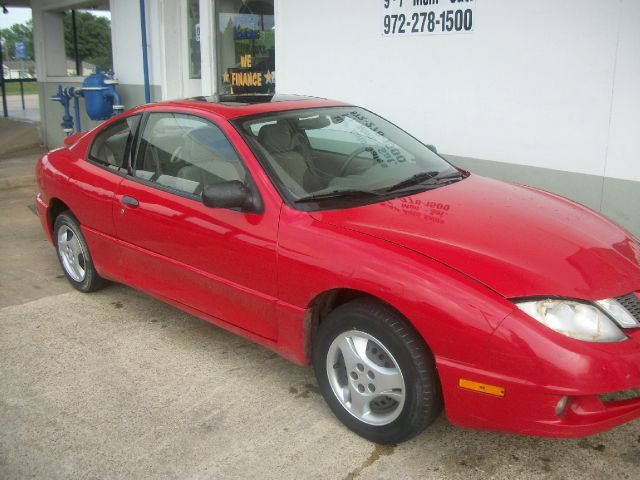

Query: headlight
[516,299,626,342]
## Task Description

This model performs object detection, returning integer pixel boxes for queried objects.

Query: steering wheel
[170,130,191,164]
[339,146,377,176]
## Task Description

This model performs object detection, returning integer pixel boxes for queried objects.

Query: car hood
[310,175,640,300]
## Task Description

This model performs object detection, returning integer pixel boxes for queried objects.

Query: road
[1,177,639,479]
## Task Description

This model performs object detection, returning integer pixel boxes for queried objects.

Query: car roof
[155,94,350,119]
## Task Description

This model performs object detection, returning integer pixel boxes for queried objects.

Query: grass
[1,81,38,96]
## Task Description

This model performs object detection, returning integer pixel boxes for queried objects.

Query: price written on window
[382,0,475,36]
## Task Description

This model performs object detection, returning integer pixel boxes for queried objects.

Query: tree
[0,11,112,72]
[0,20,35,61]
[64,11,113,72]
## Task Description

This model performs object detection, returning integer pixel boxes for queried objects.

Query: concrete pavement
[0,150,42,191]
[0,118,41,157]
[1,165,639,479]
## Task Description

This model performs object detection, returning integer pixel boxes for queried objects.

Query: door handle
[121,195,139,207]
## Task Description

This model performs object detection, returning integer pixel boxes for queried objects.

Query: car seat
[176,127,244,190]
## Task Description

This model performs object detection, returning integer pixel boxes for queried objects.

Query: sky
[0,7,31,29]
[1,7,110,29]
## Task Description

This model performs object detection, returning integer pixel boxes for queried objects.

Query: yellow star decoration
[264,70,272,84]
[222,71,230,83]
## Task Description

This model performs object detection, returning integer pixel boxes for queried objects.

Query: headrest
[296,115,330,130]
[257,123,292,153]
[187,126,237,162]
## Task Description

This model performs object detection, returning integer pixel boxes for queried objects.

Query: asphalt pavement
[1,153,639,479]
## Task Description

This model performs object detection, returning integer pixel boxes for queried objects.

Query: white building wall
[605,0,640,183]
[110,0,145,86]
[111,0,206,99]
[157,0,185,100]
[275,0,640,183]
[110,0,162,89]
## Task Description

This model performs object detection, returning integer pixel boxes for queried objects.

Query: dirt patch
[343,444,396,480]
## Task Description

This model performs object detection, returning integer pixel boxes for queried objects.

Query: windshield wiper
[383,171,439,193]
[294,170,468,204]
[384,170,468,193]
[294,189,382,203]
[434,170,466,182]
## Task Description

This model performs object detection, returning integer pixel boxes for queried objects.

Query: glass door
[182,0,202,97]
[215,0,275,95]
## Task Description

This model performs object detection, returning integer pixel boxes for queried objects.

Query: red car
[35,95,640,443]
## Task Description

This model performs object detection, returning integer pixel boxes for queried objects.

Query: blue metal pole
[139,0,151,103]
[73,95,81,133]
[71,10,82,76]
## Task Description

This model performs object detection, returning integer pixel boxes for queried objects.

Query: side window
[134,113,247,196]
[89,115,140,170]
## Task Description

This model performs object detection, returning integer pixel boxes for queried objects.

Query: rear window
[88,115,141,170]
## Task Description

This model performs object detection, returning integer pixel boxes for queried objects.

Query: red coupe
[35,95,640,443]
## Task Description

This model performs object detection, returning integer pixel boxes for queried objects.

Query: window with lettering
[216,0,275,95]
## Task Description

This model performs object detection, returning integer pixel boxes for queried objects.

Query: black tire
[53,211,106,293]
[313,298,442,444]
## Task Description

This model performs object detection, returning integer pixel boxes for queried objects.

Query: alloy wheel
[326,330,406,426]
[57,225,87,282]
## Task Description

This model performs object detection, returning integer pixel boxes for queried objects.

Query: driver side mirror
[426,144,438,154]
[202,181,257,211]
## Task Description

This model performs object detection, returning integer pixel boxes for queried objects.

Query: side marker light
[459,378,505,397]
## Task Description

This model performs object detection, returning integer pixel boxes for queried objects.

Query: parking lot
[1,152,639,480]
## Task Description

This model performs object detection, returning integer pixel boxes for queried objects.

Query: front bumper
[437,308,640,437]
[438,360,640,437]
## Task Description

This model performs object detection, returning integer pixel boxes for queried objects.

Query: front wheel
[313,299,442,444]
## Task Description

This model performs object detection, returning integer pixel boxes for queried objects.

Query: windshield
[236,107,462,208]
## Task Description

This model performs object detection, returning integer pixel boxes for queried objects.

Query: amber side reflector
[459,379,505,397]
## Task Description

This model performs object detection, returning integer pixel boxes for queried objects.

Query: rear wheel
[54,212,105,292]
[313,299,442,444]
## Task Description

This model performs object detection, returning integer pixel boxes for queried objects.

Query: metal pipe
[50,86,74,135]
[139,0,151,103]
[108,88,123,111]
[0,37,8,117]
[72,10,82,76]
[73,95,81,133]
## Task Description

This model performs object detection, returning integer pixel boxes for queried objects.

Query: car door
[64,115,141,237]
[60,115,141,277]
[113,111,280,340]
